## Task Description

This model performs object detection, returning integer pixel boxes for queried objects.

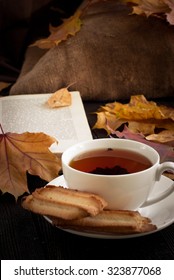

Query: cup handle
[156,162,174,181]
[141,162,174,208]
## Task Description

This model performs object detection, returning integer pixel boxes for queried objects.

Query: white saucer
[45,175,174,239]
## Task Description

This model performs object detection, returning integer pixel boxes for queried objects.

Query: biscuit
[22,185,108,220]
[51,209,157,234]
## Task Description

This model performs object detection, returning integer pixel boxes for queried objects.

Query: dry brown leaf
[128,119,174,135]
[110,125,174,162]
[159,105,174,121]
[100,95,166,121]
[94,95,174,144]
[146,129,174,144]
[30,0,106,49]
[0,127,61,199]
[124,0,174,24]
[47,87,72,108]
[128,121,156,135]
[31,10,82,49]
[93,111,125,133]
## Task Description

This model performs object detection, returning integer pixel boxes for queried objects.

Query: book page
[0,92,92,153]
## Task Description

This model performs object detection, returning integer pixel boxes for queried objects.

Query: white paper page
[0,91,92,153]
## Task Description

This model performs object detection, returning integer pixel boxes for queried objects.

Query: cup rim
[62,138,160,177]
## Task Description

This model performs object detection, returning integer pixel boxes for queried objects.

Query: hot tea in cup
[69,148,152,175]
[62,138,174,210]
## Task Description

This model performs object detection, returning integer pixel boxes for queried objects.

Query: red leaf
[110,125,174,163]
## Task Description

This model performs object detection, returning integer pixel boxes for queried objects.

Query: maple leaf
[126,0,169,15]
[0,126,61,199]
[30,0,106,49]
[124,0,172,22]
[93,111,125,133]
[102,95,168,121]
[93,95,174,144]
[31,10,83,49]
[110,125,174,163]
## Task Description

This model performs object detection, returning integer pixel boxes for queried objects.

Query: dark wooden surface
[0,100,174,260]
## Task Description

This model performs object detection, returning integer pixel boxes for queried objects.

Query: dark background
[0,0,83,87]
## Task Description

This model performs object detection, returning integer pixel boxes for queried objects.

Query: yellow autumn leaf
[101,95,166,121]
[94,95,174,144]
[0,129,61,199]
[93,111,125,133]
[30,0,109,49]
[31,10,82,49]
[160,105,174,121]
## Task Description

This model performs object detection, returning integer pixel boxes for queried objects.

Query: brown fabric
[10,0,174,101]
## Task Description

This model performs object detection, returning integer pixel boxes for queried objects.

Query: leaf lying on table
[94,95,174,144]
[93,95,174,165]
[111,125,174,163]
[146,129,174,145]
[96,95,174,122]
[0,127,61,199]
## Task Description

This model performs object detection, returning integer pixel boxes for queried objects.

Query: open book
[0,91,92,153]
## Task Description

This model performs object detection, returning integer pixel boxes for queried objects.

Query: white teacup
[61,138,174,210]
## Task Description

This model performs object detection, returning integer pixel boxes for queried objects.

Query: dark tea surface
[70,148,152,175]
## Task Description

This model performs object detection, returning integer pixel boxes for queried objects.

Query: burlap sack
[10,0,174,101]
